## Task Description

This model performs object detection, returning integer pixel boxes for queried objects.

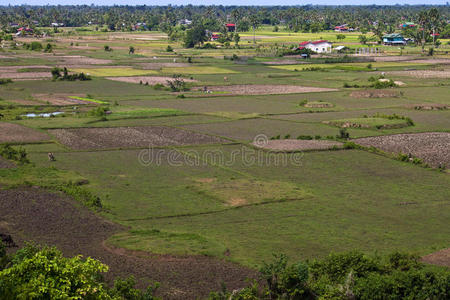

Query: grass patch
[69,96,108,104]
[161,66,239,75]
[108,229,226,257]
[72,68,157,77]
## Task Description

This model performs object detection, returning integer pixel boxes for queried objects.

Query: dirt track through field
[48,126,227,150]
[0,188,257,299]
[422,248,450,267]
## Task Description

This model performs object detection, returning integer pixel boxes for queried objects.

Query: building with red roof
[225,23,235,32]
[298,40,332,53]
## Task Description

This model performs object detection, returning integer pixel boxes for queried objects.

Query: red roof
[226,23,235,27]
[18,27,33,32]
[299,40,330,46]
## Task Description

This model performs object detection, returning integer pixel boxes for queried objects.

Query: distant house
[383,33,406,46]
[399,22,416,29]
[226,23,235,32]
[9,22,19,28]
[179,19,192,26]
[211,33,220,41]
[298,40,332,53]
[16,27,33,36]
[51,22,64,27]
[334,25,354,32]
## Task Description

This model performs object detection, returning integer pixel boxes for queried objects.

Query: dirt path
[422,248,450,267]
[0,188,258,299]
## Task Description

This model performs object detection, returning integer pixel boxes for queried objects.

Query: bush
[0,144,29,164]
[372,79,396,89]
[104,45,112,51]
[152,83,164,90]
[337,128,350,139]
[166,45,173,52]
[0,79,12,85]
[297,135,313,140]
[88,106,110,117]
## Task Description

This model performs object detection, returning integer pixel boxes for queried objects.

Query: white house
[299,40,332,53]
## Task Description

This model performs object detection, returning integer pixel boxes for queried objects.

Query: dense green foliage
[0,244,159,299]
[209,251,450,299]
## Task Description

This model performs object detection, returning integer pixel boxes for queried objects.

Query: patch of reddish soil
[106,76,197,85]
[350,89,400,98]
[253,139,342,151]
[48,126,227,150]
[422,248,450,267]
[0,157,15,169]
[0,123,49,143]
[49,55,113,65]
[196,85,337,95]
[354,132,450,168]
[0,72,51,80]
[0,188,257,299]
[388,70,450,79]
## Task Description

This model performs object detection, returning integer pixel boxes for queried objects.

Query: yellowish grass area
[72,67,157,77]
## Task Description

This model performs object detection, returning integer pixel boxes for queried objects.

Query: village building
[225,23,235,32]
[383,33,406,45]
[334,24,354,32]
[298,40,332,53]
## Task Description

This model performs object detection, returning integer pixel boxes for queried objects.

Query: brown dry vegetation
[196,85,337,95]
[253,139,342,151]
[0,188,257,299]
[354,132,450,168]
[106,76,197,85]
[0,123,49,143]
[388,70,450,78]
[350,89,401,98]
[48,126,227,150]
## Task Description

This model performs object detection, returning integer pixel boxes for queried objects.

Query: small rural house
[16,27,33,36]
[383,33,406,45]
[211,33,220,41]
[334,25,354,32]
[226,23,235,32]
[399,22,416,29]
[299,40,332,53]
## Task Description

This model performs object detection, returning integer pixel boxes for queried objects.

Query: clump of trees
[209,251,450,299]
[51,67,91,81]
[0,243,159,299]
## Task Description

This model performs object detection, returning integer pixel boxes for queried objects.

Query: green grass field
[1,27,449,273]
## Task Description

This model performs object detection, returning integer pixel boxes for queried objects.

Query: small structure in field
[334,24,354,32]
[383,33,406,46]
[226,23,236,32]
[16,27,33,36]
[298,40,332,53]
[211,33,220,41]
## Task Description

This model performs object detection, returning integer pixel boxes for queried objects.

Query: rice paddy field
[1,26,449,297]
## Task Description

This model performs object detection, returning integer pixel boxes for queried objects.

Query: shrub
[88,106,110,117]
[0,79,12,85]
[104,45,112,51]
[152,83,164,90]
[297,135,313,140]
[0,145,29,164]
[372,79,396,89]
[284,134,291,139]
[166,45,173,52]
[337,128,350,139]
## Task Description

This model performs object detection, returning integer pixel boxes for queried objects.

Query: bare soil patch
[354,132,450,168]
[422,248,450,267]
[378,78,405,86]
[49,55,113,65]
[196,85,337,95]
[372,55,417,62]
[404,59,450,64]
[0,123,49,143]
[106,76,197,85]
[388,70,450,79]
[262,60,304,65]
[253,139,342,151]
[32,93,92,105]
[136,62,191,70]
[0,71,51,80]
[350,89,400,98]
[0,157,15,169]
[406,103,449,111]
[48,126,227,150]
[0,188,257,299]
